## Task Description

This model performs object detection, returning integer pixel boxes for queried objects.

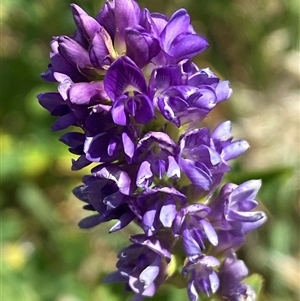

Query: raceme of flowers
[38,1,267,300]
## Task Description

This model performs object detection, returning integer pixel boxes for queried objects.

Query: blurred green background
[1,0,299,300]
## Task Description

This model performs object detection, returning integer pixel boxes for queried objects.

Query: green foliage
[1,0,298,301]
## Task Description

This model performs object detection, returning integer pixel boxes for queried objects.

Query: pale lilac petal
[222,140,249,161]
[168,33,208,60]
[69,81,107,105]
[159,202,177,228]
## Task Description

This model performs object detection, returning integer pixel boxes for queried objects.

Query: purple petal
[130,234,171,260]
[139,256,160,287]
[211,121,232,140]
[111,96,128,125]
[109,210,136,233]
[37,92,68,116]
[168,33,208,60]
[60,132,85,148]
[78,214,101,228]
[151,12,168,35]
[132,93,154,124]
[216,81,232,102]
[69,81,107,105]
[222,140,249,161]
[89,28,110,68]
[180,159,212,190]
[122,130,135,160]
[167,156,181,179]
[54,73,73,101]
[227,210,265,223]
[71,155,91,170]
[200,219,218,246]
[159,201,177,228]
[92,165,132,195]
[57,35,91,67]
[149,65,182,97]
[114,0,139,52]
[104,56,147,101]
[242,212,267,233]
[71,4,100,40]
[231,180,261,203]
[51,113,77,131]
[137,161,153,188]
[143,203,158,234]
[182,227,201,257]
[187,280,198,301]
[125,28,160,68]
[161,9,190,51]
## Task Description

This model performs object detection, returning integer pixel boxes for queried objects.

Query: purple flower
[182,255,220,300]
[134,187,187,236]
[104,56,154,125]
[173,204,218,257]
[154,9,208,64]
[217,251,256,301]
[75,164,136,232]
[133,131,180,188]
[151,65,232,127]
[178,121,249,192]
[208,180,267,252]
[97,0,140,54]
[104,234,170,298]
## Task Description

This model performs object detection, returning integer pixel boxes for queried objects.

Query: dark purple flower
[218,251,256,301]
[104,234,170,298]
[183,255,220,300]
[133,131,180,188]
[104,56,154,125]
[134,187,187,236]
[125,27,160,68]
[155,9,208,64]
[97,0,140,54]
[74,164,137,232]
[208,180,267,252]
[41,38,87,83]
[173,204,218,257]
[178,121,249,192]
[151,66,231,128]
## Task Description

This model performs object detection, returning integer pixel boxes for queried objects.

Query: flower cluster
[38,1,267,300]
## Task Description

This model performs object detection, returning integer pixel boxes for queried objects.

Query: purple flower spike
[183,254,220,300]
[104,57,154,125]
[39,2,267,300]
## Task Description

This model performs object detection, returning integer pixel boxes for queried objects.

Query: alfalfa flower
[38,1,267,300]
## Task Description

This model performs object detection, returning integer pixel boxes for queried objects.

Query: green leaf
[244,273,264,298]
